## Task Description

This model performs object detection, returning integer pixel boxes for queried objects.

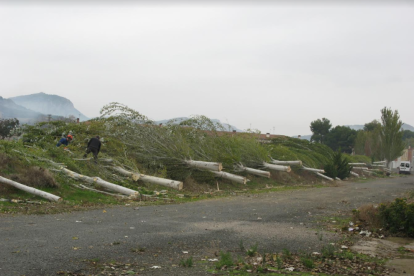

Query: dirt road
[1,175,413,276]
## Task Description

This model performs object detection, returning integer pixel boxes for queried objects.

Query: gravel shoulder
[1,175,413,276]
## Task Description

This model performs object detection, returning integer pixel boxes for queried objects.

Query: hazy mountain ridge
[0,96,44,123]
[10,92,88,121]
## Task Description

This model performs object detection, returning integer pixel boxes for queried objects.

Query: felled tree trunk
[301,166,325,173]
[73,158,113,163]
[210,171,247,184]
[271,160,302,166]
[110,166,140,181]
[109,166,183,190]
[140,174,183,190]
[0,176,62,202]
[263,162,291,172]
[237,165,270,178]
[350,171,360,177]
[349,163,367,166]
[315,172,334,181]
[61,168,139,198]
[352,167,369,171]
[185,160,223,172]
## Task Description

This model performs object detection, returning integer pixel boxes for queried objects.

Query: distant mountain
[155,117,244,132]
[10,92,88,121]
[346,124,414,132]
[0,96,44,124]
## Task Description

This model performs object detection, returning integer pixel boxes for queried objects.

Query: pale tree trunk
[0,176,62,202]
[109,166,183,190]
[349,171,360,177]
[349,163,367,166]
[185,160,223,171]
[271,160,302,166]
[335,177,342,181]
[352,167,369,171]
[140,174,183,190]
[236,165,270,178]
[61,168,139,198]
[210,171,247,184]
[110,166,140,181]
[263,162,291,172]
[301,166,325,173]
[315,172,334,181]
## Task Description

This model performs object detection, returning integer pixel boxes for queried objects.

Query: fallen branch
[79,184,127,198]
[73,158,114,163]
[0,176,62,202]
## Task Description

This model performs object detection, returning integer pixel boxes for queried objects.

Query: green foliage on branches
[379,107,404,166]
[0,118,20,139]
[310,118,331,144]
[379,198,414,237]
[324,149,352,180]
[325,126,357,154]
[270,137,333,169]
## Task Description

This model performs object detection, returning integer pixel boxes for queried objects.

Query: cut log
[373,161,386,164]
[271,160,302,166]
[185,160,222,172]
[362,170,373,175]
[301,166,325,173]
[0,176,62,202]
[350,171,359,177]
[110,166,140,181]
[349,163,367,166]
[315,172,334,181]
[335,177,342,181]
[210,171,247,184]
[263,162,291,172]
[236,164,270,178]
[352,167,369,170]
[60,167,139,198]
[140,174,183,190]
[109,166,183,190]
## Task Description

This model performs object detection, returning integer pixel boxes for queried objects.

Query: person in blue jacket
[56,134,73,147]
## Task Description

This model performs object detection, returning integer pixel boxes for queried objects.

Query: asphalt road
[1,175,413,276]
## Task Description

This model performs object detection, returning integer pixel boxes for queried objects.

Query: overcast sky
[1,1,413,136]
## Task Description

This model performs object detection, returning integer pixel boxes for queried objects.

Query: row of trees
[310,107,406,165]
[0,118,20,140]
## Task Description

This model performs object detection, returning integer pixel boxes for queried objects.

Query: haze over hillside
[0,96,44,124]
[10,92,88,121]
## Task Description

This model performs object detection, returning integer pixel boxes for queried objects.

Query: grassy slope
[0,121,370,214]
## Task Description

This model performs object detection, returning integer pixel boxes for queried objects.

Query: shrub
[179,256,193,267]
[324,149,352,180]
[379,198,414,237]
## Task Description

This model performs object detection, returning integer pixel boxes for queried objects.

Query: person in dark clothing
[83,136,101,163]
[56,135,73,147]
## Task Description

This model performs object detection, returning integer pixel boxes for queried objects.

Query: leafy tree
[324,149,352,180]
[0,118,19,139]
[379,107,404,167]
[402,130,414,140]
[364,120,381,132]
[325,126,357,153]
[310,118,331,144]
